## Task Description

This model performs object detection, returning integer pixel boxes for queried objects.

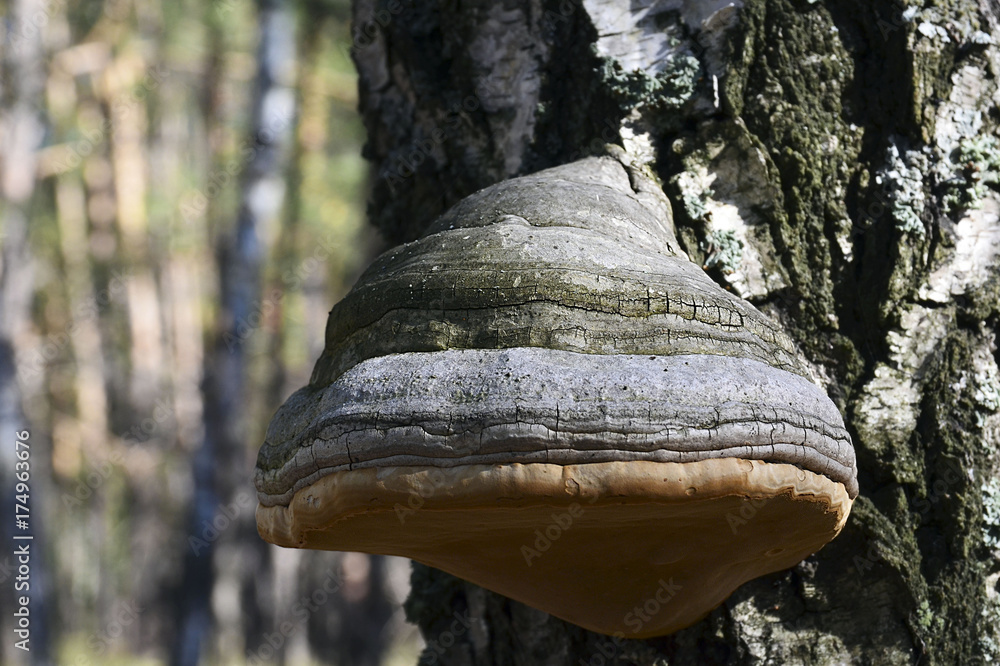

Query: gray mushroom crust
[256,349,857,507]
[255,154,858,507]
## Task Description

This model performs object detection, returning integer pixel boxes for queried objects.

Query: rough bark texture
[349,0,1000,663]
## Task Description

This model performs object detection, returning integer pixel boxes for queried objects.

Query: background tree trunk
[351,0,1000,663]
[172,0,296,662]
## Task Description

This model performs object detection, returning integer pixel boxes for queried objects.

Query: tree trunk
[350,0,1000,663]
[172,0,296,662]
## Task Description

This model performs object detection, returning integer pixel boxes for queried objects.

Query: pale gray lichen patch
[983,477,1000,549]
[981,581,1000,662]
[973,347,1000,435]
[917,193,1000,305]
[943,134,1000,214]
[931,56,1000,220]
[666,121,790,300]
[915,15,951,43]
[906,5,992,48]
[595,54,701,113]
[853,306,952,469]
[703,229,744,275]
[725,584,868,665]
[975,361,1000,414]
[978,343,1000,657]
[672,168,713,222]
[583,0,716,110]
[875,141,928,238]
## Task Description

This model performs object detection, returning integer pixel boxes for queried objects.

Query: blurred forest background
[0,0,422,664]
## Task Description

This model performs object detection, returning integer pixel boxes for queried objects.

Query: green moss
[721,0,863,343]
[850,494,923,585]
[916,599,943,633]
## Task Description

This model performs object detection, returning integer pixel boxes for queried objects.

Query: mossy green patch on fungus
[943,134,1000,214]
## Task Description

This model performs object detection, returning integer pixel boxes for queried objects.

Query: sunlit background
[0,0,422,663]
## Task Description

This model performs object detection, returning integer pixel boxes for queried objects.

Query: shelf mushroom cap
[254,155,858,638]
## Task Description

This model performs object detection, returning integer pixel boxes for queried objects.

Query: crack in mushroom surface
[254,154,858,638]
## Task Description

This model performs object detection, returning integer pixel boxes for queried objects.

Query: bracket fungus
[254,154,858,639]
